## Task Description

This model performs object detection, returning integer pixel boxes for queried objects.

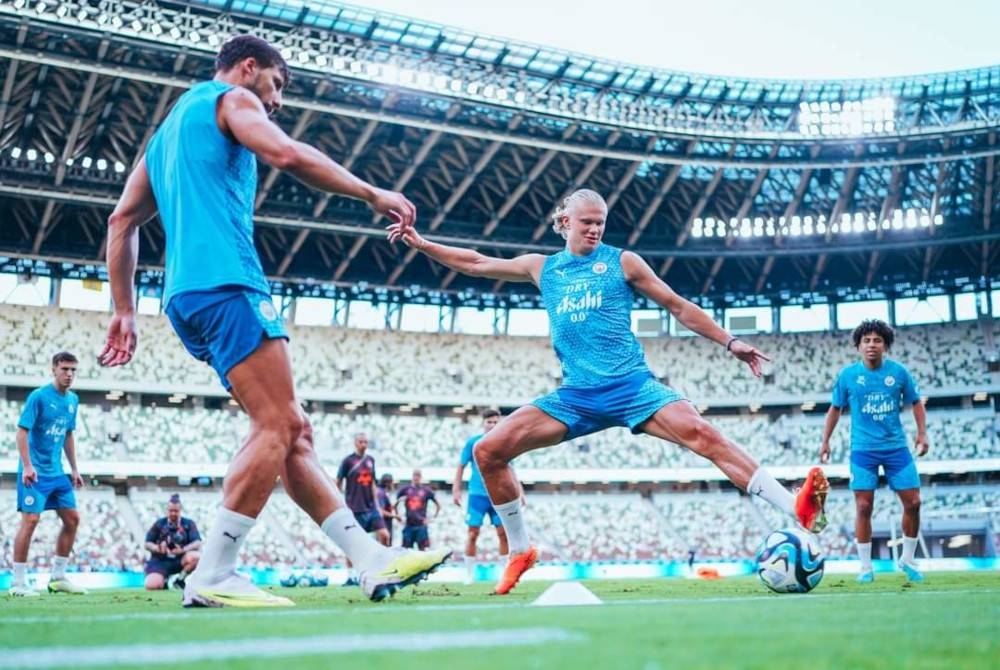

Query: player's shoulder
[25,385,47,402]
[884,358,910,374]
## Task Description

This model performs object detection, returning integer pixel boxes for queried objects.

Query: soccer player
[10,351,87,597]
[101,35,449,607]
[389,189,829,594]
[452,408,515,584]
[377,474,401,545]
[144,494,202,591]
[396,469,440,550]
[820,319,929,583]
[337,432,389,586]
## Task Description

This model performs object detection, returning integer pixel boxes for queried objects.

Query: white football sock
[12,562,27,587]
[193,507,255,583]
[492,499,530,554]
[51,555,68,580]
[901,536,919,565]
[464,554,475,581]
[321,508,381,568]
[856,541,873,571]
[747,467,796,517]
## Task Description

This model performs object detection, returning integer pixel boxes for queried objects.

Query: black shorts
[402,525,430,549]
[354,509,387,534]
[145,557,184,577]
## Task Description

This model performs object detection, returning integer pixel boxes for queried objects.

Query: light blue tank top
[146,80,269,306]
[539,243,650,388]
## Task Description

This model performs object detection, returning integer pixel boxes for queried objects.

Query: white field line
[3,587,997,627]
[0,628,581,669]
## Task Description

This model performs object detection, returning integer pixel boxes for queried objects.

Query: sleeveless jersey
[145,80,269,306]
[539,243,650,388]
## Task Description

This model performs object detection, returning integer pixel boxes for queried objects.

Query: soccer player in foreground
[101,34,449,607]
[820,319,929,583]
[390,188,829,594]
[10,352,87,597]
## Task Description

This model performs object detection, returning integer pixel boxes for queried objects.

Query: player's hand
[22,465,37,487]
[819,442,831,464]
[452,492,462,507]
[386,220,429,249]
[728,340,771,378]
[914,434,930,457]
[70,470,84,489]
[158,542,168,555]
[368,188,416,228]
[99,311,138,367]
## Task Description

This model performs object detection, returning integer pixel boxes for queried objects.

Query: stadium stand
[0,305,993,403]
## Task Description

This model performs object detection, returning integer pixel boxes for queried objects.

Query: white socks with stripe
[322,507,381,568]
[193,507,255,584]
[747,467,796,517]
[492,499,530,554]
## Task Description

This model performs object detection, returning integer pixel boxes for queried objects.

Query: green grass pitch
[2,573,998,669]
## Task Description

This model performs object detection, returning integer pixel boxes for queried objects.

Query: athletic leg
[639,402,828,531]
[474,405,566,594]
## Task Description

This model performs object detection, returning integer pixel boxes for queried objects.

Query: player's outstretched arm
[819,406,842,464]
[220,88,414,226]
[101,157,158,367]
[387,222,544,283]
[621,251,771,377]
[912,399,930,456]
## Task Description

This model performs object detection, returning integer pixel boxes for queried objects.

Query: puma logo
[222,532,241,543]
[554,269,567,278]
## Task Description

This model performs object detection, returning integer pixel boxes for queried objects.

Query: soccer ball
[755,527,825,593]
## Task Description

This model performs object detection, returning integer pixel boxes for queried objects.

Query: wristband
[725,337,739,352]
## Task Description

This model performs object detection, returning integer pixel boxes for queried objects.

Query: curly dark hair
[215,34,290,87]
[851,319,894,350]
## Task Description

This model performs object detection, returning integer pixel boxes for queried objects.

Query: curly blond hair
[550,189,607,239]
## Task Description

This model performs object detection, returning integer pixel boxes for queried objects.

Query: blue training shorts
[532,370,685,441]
[466,493,501,528]
[17,474,76,514]
[165,287,288,389]
[850,446,920,491]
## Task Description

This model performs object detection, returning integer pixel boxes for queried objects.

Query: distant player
[389,189,829,594]
[377,474,401,545]
[396,469,440,549]
[337,432,389,585]
[452,408,516,584]
[820,319,929,583]
[102,34,448,607]
[10,351,87,597]
[144,493,202,590]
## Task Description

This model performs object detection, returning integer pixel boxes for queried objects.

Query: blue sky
[344,0,1000,80]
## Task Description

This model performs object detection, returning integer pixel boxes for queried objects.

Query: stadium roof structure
[0,0,997,308]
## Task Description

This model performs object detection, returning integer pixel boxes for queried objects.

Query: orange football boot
[493,546,538,595]
[795,466,829,533]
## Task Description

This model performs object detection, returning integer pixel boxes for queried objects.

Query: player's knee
[685,419,724,458]
[20,514,40,531]
[473,441,504,473]
[855,499,874,518]
[144,574,165,590]
[181,552,199,571]
[61,510,80,530]
[902,494,921,514]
